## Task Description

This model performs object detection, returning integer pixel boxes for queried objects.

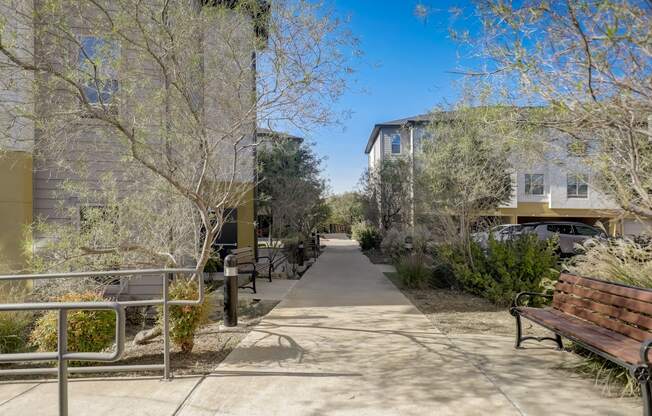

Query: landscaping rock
[133,326,162,346]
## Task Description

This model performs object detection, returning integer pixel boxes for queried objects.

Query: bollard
[297,241,304,267]
[404,235,413,252]
[223,254,238,327]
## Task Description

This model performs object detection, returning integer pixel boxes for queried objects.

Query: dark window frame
[567,173,589,199]
[524,173,545,196]
[391,134,401,154]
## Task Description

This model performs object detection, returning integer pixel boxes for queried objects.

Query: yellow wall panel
[236,186,255,249]
[0,151,33,272]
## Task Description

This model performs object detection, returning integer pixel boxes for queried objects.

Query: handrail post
[58,309,68,416]
[224,255,238,327]
[162,272,171,380]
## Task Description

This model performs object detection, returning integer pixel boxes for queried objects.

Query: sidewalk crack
[0,383,41,408]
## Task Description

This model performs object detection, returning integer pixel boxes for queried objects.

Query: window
[521,225,536,234]
[215,208,238,247]
[547,224,574,235]
[567,173,588,198]
[391,134,401,154]
[574,225,601,237]
[78,36,119,104]
[524,174,544,196]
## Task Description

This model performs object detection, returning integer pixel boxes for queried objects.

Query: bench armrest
[512,291,553,309]
[641,339,652,365]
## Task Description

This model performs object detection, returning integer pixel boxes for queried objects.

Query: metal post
[297,241,304,266]
[162,273,171,380]
[58,309,68,416]
[224,255,238,327]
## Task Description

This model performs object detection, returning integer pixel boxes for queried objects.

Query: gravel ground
[117,299,279,376]
[1,298,279,380]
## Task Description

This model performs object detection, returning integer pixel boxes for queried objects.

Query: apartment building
[0,2,264,288]
[365,113,647,236]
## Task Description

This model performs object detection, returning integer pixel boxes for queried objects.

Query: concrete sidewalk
[0,236,642,415]
[177,236,640,416]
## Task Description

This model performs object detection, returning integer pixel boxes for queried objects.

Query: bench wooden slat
[560,273,652,303]
[553,299,650,342]
[519,307,642,365]
[230,247,256,264]
[554,292,652,331]
[555,281,652,316]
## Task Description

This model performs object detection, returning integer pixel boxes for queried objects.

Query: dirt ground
[384,272,550,337]
[362,248,392,264]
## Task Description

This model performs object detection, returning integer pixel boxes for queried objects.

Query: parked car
[472,224,523,248]
[519,221,607,255]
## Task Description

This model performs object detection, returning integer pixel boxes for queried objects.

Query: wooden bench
[229,247,272,294]
[511,273,652,415]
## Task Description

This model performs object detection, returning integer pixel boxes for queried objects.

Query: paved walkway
[0,236,642,415]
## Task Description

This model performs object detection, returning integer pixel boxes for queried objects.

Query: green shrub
[351,222,381,250]
[0,284,33,354]
[396,253,431,289]
[381,227,405,260]
[381,225,431,261]
[484,234,559,306]
[435,234,559,306]
[161,278,212,354]
[30,292,116,353]
[203,253,222,273]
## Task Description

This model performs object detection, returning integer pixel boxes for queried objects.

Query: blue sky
[307,0,473,194]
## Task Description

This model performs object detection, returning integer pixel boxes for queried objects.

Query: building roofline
[364,114,432,154]
[364,106,548,154]
[257,128,304,144]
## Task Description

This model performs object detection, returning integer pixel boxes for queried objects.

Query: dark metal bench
[230,247,272,294]
[511,273,652,415]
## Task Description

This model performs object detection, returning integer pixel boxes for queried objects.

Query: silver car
[519,221,607,255]
[473,224,523,248]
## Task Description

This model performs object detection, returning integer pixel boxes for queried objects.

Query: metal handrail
[0,268,203,415]
[0,301,125,415]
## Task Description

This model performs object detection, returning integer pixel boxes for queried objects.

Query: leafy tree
[257,140,328,239]
[326,192,364,229]
[462,0,652,220]
[360,158,412,231]
[418,106,513,261]
[0,0,356,274]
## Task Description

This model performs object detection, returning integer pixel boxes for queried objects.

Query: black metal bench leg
[642,380,652,416]
[555,334,563,350]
